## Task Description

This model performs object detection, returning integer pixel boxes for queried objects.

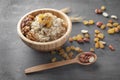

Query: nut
[26,31,37,41]
[99,41,106,45]
[111,15,118,19]
[89,56,95,63]
[81,30,88,34]
[21,26,30,35]
[96,22,103,27]
[109,44,115,51]
[95,9,103,14]
[102,12,109,17]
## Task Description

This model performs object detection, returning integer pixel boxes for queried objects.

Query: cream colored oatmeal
[22,13,67,42]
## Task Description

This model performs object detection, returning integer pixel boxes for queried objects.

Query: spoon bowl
[76,52,97,65]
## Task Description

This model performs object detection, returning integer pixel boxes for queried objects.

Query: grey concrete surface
[0,0,120,80]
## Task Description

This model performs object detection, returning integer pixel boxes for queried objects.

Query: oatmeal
[21,13,67,42]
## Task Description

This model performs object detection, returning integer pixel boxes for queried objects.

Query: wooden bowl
[17,8,72,51]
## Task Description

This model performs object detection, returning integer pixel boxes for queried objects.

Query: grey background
[0,0,120,80]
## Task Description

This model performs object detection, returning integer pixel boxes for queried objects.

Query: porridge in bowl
[21,12,67,42]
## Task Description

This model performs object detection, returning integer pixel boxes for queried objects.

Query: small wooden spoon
[25,52,97,74]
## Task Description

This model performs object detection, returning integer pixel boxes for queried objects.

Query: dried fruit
[108,19,113,24]
[111,15,118,19]
[94,34,98,38]
[66,47,71,52]
[95,30,100,34]
[99,41,105,49]
[74,47,81,52]
[88,20,94,25]
[95,9,103,14]
[69,37,73,42]
[107,28,115,34]
[102,12,109,17]
[109,44,115,51]
[90,48,95,52]
[62,53,68,58]
[68,52,74,59]
[113,23,119,27]
[97,33,104,39]
[51,57,57,62]
[95,41,99,48]
[70,46,75,50]
[76,34,84,39]
[59,49,65,55]
[72,36,77,41]
[83,38,90,42]
[81,30,88,34]
[100,24,106,29]
[96,22,103,27]
[106,23,113,28]
[101,6,106,11]
[84,33,90,38]
[94,38,99,42]
[77,39,84,43]
[117,25,120,30]
[114,27,119,33]
[83,20,89,25]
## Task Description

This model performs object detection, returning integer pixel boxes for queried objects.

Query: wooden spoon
[25,52,97,74]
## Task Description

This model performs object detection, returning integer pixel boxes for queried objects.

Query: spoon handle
[25,58,77,74]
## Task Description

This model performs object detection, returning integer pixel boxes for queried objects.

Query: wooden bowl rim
[17,8,72,45]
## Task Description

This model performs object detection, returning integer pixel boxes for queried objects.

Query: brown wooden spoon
[25,52,97,74]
